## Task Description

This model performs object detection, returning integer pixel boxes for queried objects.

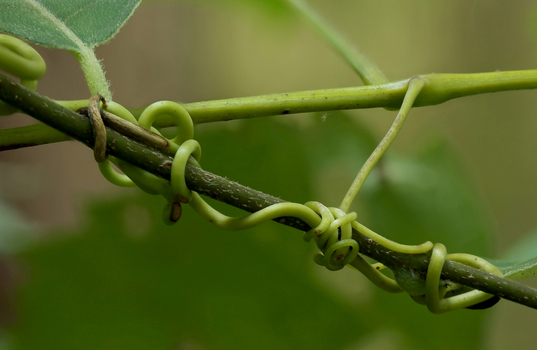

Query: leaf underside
[0,0,141,51]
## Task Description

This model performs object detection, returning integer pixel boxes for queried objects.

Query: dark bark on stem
[1,71,536,310]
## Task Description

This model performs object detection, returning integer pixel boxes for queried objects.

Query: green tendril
[94,99,367,272]
[83,96,140,187]
[171,139,201,203]
[339,77,425,212]
[0,35,46,115]
[83,84,501,313]
[98,160,136,188]
[423,243,503,313]
[138,101,194,153]
[0,12,521,315]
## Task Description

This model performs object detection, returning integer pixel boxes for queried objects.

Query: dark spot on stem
[281,109,290,115]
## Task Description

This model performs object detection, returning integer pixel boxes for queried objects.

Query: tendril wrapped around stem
[79,76,504,313]
[1,33,504,312]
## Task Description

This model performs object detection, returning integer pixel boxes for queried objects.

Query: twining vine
[1,61,537,311]
[2,0,537,314]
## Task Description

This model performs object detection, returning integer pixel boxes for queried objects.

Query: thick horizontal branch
[1,71,537,310]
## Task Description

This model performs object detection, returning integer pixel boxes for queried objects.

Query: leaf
[491,257,537,280]
[0,0,141,50]
[487,226,537,280]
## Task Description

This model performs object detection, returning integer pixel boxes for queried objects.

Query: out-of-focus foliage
[167,0,291,18]
[9,115,492,349]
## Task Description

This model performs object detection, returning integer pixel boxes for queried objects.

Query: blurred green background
[1,0,537,348]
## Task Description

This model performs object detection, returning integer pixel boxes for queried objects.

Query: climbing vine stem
[2,70,537,151]
[1,71,537,310]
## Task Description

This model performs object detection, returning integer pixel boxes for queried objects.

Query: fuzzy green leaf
[0,0,141,50]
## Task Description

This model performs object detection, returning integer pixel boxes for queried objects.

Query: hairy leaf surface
[0,0,141,50]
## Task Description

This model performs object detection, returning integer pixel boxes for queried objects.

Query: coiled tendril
[84,95,431,286]
[82,93,504,312]
[0,35,46,115]
[423,243,503,313]
[303,203,359,271]
[0,33,505,313]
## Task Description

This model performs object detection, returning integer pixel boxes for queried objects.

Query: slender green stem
[158,70,537,125]
[183,80,408,123]
[285,0,389,85]
[2,70,537,151]
[1,71,536,309]
[417,71,537,105]
[339,77,424,212]
[0,123,70,150]
[71,49,111,100]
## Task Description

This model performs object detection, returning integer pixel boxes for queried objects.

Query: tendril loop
[171,139,201,203]
[0,32,508,313]
[304,203,359,271]
[0,35,46,115]
[138,101,194,150]
[86,89,503,312]
[88,94,108,162]
[137,102,198,221]
[424,243,503,313]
